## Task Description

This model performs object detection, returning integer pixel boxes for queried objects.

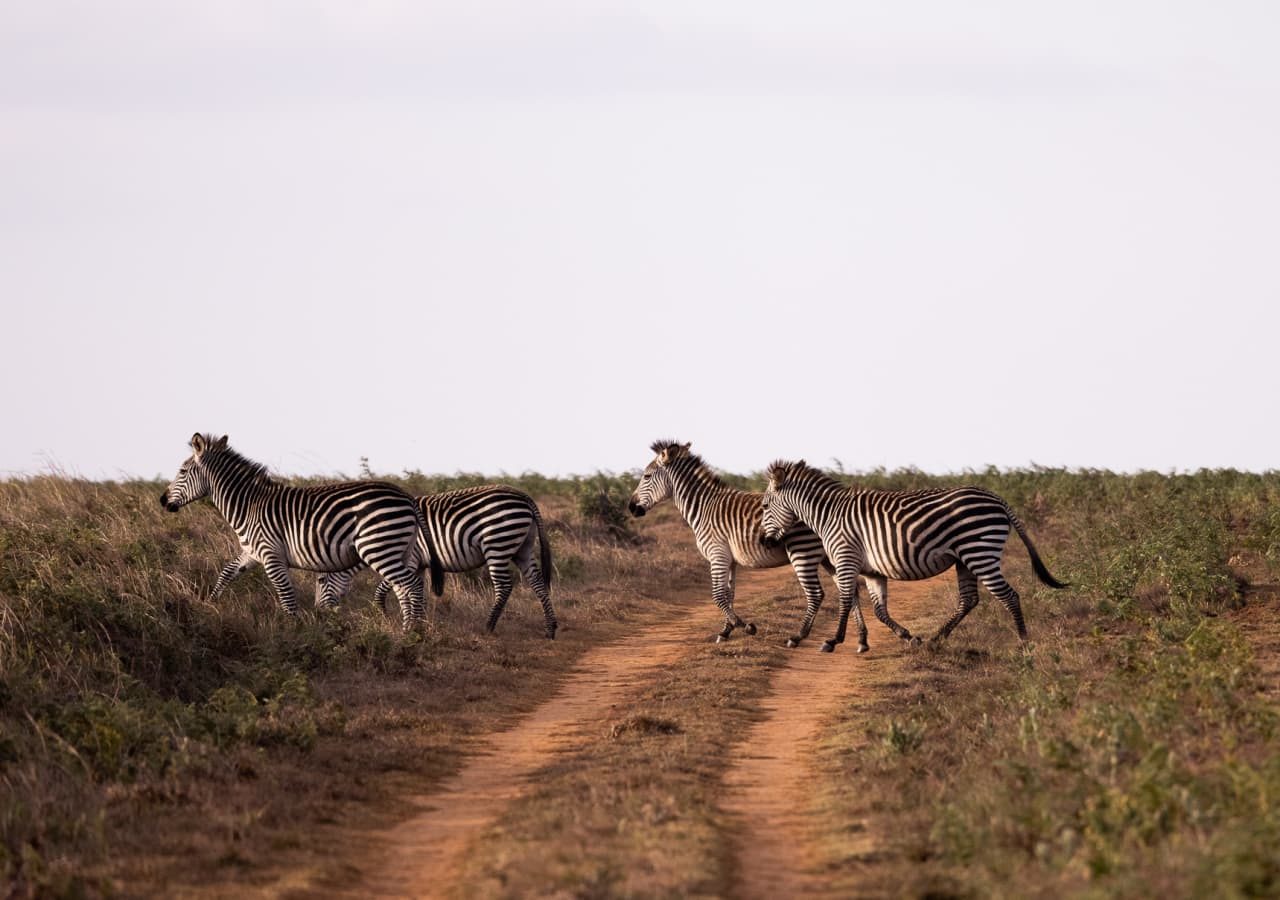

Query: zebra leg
[822,564,868,653]
[315,569,355,610]
[211,548,256,598]
[365,555,425,629]
[373,578,394,614]
[260,555,299,615]
[933,563,981,641]
[378,567,426,630]
[974,565,1029,641]
[710,557,755,642]
[516,543,558,640]
[785,557,825,649]
[864,574,919,644]
[357,539,426,629]
[485,561,516,634]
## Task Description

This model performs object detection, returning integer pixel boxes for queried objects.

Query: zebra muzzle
[627,501,647,518]
[160,492,180,513]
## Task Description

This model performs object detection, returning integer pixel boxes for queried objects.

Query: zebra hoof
[745,623,757,636]
[785,637,800,649]
[908,635,923,646]
[857,643,870,653]
[820,641,835,653]
[545,627,557,640]
[714,633,729,644]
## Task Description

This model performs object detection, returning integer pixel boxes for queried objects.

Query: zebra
[315,485,559,639]
[760,459,1067,653]
[628,440,832,643]
[160,433,444,629]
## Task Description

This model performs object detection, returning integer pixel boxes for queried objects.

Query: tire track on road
[722,574,946,899]
[294,607,710,898]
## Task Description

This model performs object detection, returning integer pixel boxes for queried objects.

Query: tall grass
[0,470,661,893]
[3,465,1279,895]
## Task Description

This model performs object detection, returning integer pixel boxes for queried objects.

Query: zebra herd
[629,440,1065,652]
[161,434,555,636]
[162,433,1065,652]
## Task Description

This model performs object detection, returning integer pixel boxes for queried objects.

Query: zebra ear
[190,433,206,454]
[214,435,229,450]
[681,442,691,453]
[660,443,689,465]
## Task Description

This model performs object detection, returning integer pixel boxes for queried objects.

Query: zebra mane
[650,439,728,489]
[682,452,728,489]
[198,435,273,484]
[767,458,829,490]
[766,459,792,487]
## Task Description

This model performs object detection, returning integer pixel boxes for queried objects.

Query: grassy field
[2,465,1279,897]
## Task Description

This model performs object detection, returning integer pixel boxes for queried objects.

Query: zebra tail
[536,507,554,591]
[415,505,447,597]
[1007,508,1069,589]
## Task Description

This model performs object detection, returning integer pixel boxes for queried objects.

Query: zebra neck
[788,480,847,537]
[667,461,729,524]
[207,461,274,528]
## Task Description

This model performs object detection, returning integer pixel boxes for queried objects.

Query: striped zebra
[761,459,1066,653]
[160,433,444,629]
[628,440,832,642]
[316,485,559,639]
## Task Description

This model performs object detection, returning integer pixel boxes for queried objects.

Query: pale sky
[3,1,1278,479]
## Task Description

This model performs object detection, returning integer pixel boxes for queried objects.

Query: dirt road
[722,572,943,899]
[277,567,950,898]
[357,615,707,898]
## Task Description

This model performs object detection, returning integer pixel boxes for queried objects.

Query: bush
[575,477,639,544]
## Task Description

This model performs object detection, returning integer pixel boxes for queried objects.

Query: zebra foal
[761,459,1066,652]
[161,433,444,629]
[628,440,832,642]
[317,485,559,639]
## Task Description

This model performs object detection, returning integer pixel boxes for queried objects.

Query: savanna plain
[2,464,1279,898]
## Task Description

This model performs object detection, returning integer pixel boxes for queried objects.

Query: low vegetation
[2,464,1278,897]
[813,467,1280,898]
[0,468,690,896]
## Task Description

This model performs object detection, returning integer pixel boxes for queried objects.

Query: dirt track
[271,566,949,898]
[355,614,707,898]
[722,572,941,899]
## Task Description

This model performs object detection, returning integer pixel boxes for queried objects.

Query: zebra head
[760,459,804,547]
[160,433,226,512]
[628,439,691,517]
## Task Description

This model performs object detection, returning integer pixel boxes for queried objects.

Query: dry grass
[0,474,702,897]
[805,472,1280,899]
[5,466,1280,897]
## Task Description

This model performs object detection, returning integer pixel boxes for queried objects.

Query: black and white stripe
[160,433,444,629]
[761,459,1066,652]
[628,440,831,642]
[318,485,558,639]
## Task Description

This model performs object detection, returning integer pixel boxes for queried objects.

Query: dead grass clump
[609,715,683,740]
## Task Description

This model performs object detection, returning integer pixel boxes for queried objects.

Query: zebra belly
[861,549,956,581]
[285,540,362,573]
[731,541,793,569]
[433,538,488,573]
